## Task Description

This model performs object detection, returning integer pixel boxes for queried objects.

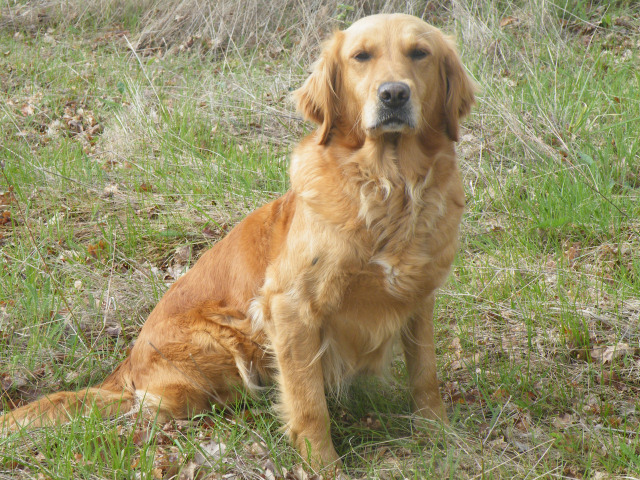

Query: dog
[1,13,475,473]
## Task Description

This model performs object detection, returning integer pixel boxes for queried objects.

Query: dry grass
[1,0,448,62]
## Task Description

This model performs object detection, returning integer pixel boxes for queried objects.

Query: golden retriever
[1,13,475,473]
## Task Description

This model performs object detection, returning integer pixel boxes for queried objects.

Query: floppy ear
[293,31,343,145]
[442,38,477,142]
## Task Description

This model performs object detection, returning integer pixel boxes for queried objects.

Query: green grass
[1,0,640,478]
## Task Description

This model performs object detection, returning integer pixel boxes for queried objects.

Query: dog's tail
[0,358,134,433]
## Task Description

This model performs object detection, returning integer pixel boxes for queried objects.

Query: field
[1,0,639,478]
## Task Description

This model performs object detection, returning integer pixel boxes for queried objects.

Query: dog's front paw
[291,429,341,471]
[413,393,449,426]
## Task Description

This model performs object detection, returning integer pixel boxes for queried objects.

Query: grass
[1,0,639,478]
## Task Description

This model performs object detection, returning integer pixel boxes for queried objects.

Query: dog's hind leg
[126,302,270,421]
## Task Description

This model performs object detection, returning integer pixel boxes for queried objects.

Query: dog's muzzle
[373,82,416,132]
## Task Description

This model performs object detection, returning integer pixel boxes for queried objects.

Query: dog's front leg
[268,294,340,471]
[401,293,448,424]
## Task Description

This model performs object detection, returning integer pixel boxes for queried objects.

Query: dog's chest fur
[294,139,456,299]
[358,164,443,299]
[281,139,462,384]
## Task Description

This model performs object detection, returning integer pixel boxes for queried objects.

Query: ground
[0,1,639,479]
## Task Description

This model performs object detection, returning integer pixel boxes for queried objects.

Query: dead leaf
[132,427,154,446]
[173,245,191,266]
[194,440,226,467]
[565,243,580,266]
[449,336,462,355]
[263,459,278,480]
[0,187,15,207]
[591,343,636,364]
[514,410,532,432]
[288,464,310,480]
[87,240,107,258]
[607,415,622,428]
[174,460,198,480]
[0,211,12,226]
[491,388,509,401]
[599,370,627,391]
[463,387,482,405]
[552,413,573,429]
[499,16,519,28]
[87,123,102,135]
[105,325,122,337]
[20,104,35,116]
[43,33,56,45]
[202,225,219,238]
[563,463,585,478]
[249,441,269,458]
[360,414,383,430]
[102,184,119,197]
[582,395,600,415]
[450,352,481,371]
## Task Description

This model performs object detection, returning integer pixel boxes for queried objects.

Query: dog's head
[294,14,476,144]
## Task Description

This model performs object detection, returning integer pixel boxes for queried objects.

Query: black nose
[377,82,411,108]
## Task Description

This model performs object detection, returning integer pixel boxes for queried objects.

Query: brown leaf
[105,325,122,338]
[564,242,580,266]
[463,387,482,405]
[20,104,35,116]
[359,414,382,430]
[174,460,198,480]
[86,123,102,135]
[202,225,218,238]
[194,440,226,467]
[443,381,462,403]
[0,211,12,226]
[288,464,310,480]
[263,459,278,480]
[563,463,584,479]
[499,16,518,28]
[491,388,509,401]
[0,187,15,208]
[614,17,634,29]
[552,413,573,429]
[67,119,84,134]
[607,415,622,428]
[249,441,269,458]
[591,343,637,364]
[599,370,626,391]
[514,410,532,432]
[87,240,107,258]
[102,184,119,197]
[173,245,191,266]
[151,468,163,479]
[132,427,154,446]
[450,352,481,371]
[449,336,462,355]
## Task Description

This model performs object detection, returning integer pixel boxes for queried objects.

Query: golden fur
[1,14,475,473]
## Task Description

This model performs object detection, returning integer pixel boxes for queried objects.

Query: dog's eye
[354,51,371,62]
[408,49,429,60]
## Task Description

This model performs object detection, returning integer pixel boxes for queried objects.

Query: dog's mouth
[370,107,416,133]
